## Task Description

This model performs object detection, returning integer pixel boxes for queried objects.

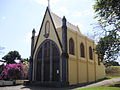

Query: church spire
[48,0,50,10]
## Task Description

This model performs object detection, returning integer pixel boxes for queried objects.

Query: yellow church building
[29,7,105,87]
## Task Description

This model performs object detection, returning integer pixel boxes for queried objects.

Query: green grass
[112,66,120,67]
[70,77,109,88]
[70,77,120,89]
[77,86,120,90]
[106,76,120,79]
[105,81,120,87]
[76,77,120,90]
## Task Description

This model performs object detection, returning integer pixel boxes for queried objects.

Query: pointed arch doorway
[35,40,60,82]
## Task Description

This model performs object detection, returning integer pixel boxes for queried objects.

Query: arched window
[89,46,93,60]
[80,43,85,58]
[69,38,75,55]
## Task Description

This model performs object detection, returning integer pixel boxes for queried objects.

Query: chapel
[28,6,105,86]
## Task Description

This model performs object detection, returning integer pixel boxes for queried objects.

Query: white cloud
[63,0,89,3]
[73,12,82,17]
[40,10,46,17]
[72,9,94,19]
[24,32,32,43]
[118,57,120,64]
[58,7,69,15]
[33,0,59,6]
[24,30,39,43]
[33,0,47,6]
[83,9,94,16]
[1,16,6,20]
[117,31,120,35]
[54,7,69,17]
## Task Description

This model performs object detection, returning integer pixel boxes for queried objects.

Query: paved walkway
[79,78,120,89]
[0,78,120,90]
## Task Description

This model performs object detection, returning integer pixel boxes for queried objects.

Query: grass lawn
[77,86,120,90]
[106,76,120,79]
[112,66,120,67]
[76,78,120,90]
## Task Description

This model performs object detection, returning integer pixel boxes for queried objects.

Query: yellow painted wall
[88,61,95,82]
[68,56,77,85]
[94,53,106,80]
[67,28,105,85]
[78,59,87,83]
[96,63,106,80]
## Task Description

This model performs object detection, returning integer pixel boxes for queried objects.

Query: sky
[0,0,97,59]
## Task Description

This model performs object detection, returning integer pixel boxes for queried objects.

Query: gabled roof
[51,12,81,33]
[33,7,84,57]
[33,7,63,57]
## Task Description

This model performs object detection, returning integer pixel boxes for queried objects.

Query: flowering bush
[0,63,29,80]
[0,64,5,74]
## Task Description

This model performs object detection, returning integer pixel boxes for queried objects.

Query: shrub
[0,64,5,74]
[0,63,29,80]
[106,66,120,76]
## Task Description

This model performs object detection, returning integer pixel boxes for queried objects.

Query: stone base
[0,80,25,86]
[24,81,69,87]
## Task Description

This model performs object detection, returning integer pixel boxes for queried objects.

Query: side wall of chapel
[65,28,105,85]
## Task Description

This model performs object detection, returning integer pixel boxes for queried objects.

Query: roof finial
[48,0,50,10]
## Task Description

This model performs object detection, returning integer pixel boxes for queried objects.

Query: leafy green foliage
[94,0,120,64]
[21,58,29,64]
[2,51,21,64]
[106,66,120,77]
[94,0,120,27]
[104,61,120,67]
[95,30,120,62]
[0,64,5,74]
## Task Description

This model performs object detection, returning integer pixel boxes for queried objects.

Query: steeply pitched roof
[51,12,81,33]
[33,7,63,57]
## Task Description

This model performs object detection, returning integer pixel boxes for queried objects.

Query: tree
[104,60,119,67]
[94,0,120,31]
[20,58,29,65]
[94,0,120,65]
[2,51,21,64]
[95,30,120,61]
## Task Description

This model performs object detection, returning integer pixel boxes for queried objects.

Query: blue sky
[0,0,96,59]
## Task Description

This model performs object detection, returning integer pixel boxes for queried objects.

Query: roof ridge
[51,12,81,33]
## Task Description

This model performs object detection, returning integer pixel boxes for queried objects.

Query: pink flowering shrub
[0,64,5,74]
[0,63,29,80]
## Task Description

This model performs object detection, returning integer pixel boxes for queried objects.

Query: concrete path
[78,78,120,89]
[0,78,120,90]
